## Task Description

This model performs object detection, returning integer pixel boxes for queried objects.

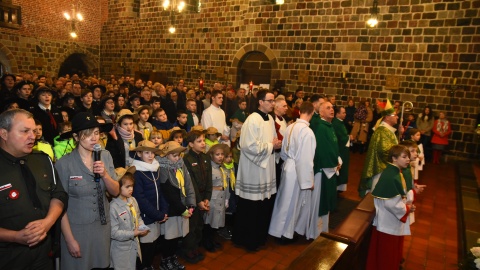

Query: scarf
[224,162,236,190]
[117,125,134,140]
[132,158,160,172]
[436,119,449,133]
[219,167,228,190]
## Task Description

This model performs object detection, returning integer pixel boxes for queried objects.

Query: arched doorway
[237,51,272,88]
[58,53,90,77]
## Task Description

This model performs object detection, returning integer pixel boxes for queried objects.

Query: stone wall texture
[100,0,480,158]
[1,0,479,158]
[0,0,104,74]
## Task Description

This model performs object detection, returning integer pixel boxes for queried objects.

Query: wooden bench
[288,194,375,270]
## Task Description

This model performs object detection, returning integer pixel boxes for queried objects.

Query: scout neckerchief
[224,162,236,191]
[219,167,228,190]
[175,168,186,197]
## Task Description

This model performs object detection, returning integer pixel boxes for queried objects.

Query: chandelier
[63,4,83,38]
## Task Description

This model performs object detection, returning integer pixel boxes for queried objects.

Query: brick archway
[54,46,99,77]
[0,43,18,74]
[231,43,279,86]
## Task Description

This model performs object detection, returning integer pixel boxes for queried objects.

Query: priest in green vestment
[311,100,341,233]
[358,99,399,198]
[332,106,350,192]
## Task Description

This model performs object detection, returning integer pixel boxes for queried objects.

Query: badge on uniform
[119,211,127,217]
[9,189,19,200]
[0,183,12,192]
[192,163,198,166]
[70,176,83,181]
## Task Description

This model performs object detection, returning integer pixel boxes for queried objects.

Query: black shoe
[181,250,201,264]
[171,255,186,270]
[213,241,222,249]
[194,249,205,261]
[160,256,176,270]
[203,241,216,252]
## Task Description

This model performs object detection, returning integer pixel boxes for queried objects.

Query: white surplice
[268,119,318,240]
[236,112,277,201]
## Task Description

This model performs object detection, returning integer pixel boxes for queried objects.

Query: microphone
[93,144,102,182]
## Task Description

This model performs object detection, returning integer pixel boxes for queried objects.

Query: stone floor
[168,152,464,269]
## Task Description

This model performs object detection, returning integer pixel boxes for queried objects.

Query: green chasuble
[358,124,398,197]
[371,163,406,199]
[332,117,350,186]
[310,116,340,216]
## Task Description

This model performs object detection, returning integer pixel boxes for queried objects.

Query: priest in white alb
[269,101,318,240]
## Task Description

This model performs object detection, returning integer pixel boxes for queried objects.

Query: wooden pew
[288,194,375,270]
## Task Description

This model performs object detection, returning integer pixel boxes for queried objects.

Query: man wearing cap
[233,89,281,252]
[31,86,63,145]
[358,99,400,197]
[0,109,68,269]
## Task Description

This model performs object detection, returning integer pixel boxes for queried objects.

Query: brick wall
[100,0,479,158]
[0,0,104,74]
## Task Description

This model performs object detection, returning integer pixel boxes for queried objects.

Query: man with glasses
[233,89,281,252]
[358,99,400,197]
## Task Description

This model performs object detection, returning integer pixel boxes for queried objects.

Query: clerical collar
[255,109,269,121]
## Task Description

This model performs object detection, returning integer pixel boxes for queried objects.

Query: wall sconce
[63,4,83,38]
[339,72,349,95]
[199,78,204,90]
[367,0,379,28]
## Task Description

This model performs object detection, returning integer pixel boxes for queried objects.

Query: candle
[453,78,457,85]
[249,81,253,91]
[199,78,204,90]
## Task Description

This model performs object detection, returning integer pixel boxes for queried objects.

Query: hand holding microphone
[93,144,103,182]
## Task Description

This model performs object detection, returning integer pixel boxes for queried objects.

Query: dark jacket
[31,105,64,145]
[105,128,144,168]
[132,161,169,225]
[0,148,68,242]
[183,150,212,204]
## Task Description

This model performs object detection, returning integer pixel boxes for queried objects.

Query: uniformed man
[0,109,67,269]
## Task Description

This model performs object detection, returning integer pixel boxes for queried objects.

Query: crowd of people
[0,71,452,270]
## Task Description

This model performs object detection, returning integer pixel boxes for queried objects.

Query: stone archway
[0,43,18,75]
[55,47,99,77]
[231,43,279,88]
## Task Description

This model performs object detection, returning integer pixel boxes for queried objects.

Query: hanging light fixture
[162,0,186,34]
[63,4,83,38]
[367,0,379,27]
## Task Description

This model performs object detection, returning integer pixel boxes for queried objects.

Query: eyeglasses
[263,99,275,103]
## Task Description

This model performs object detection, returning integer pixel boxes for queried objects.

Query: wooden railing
[288,194,376,270]
[0,2,21,29]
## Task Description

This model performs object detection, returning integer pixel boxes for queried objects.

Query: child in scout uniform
[168,127,187,147]
[149,129,165,148]
[218,146,236,240]
[180,130,212,263]
[205,127,221,153]
[135,105,153,140]
[110,166,149,270]
[203,144,231,249]
[131,140,169,270]
[366,145,416,270]
[157,141,196,270]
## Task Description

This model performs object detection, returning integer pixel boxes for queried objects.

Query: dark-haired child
[174,110,191,132]
[181,130,212,263]
[53,121,75,160]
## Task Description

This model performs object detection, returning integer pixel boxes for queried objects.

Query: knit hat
[158,141,187,157]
